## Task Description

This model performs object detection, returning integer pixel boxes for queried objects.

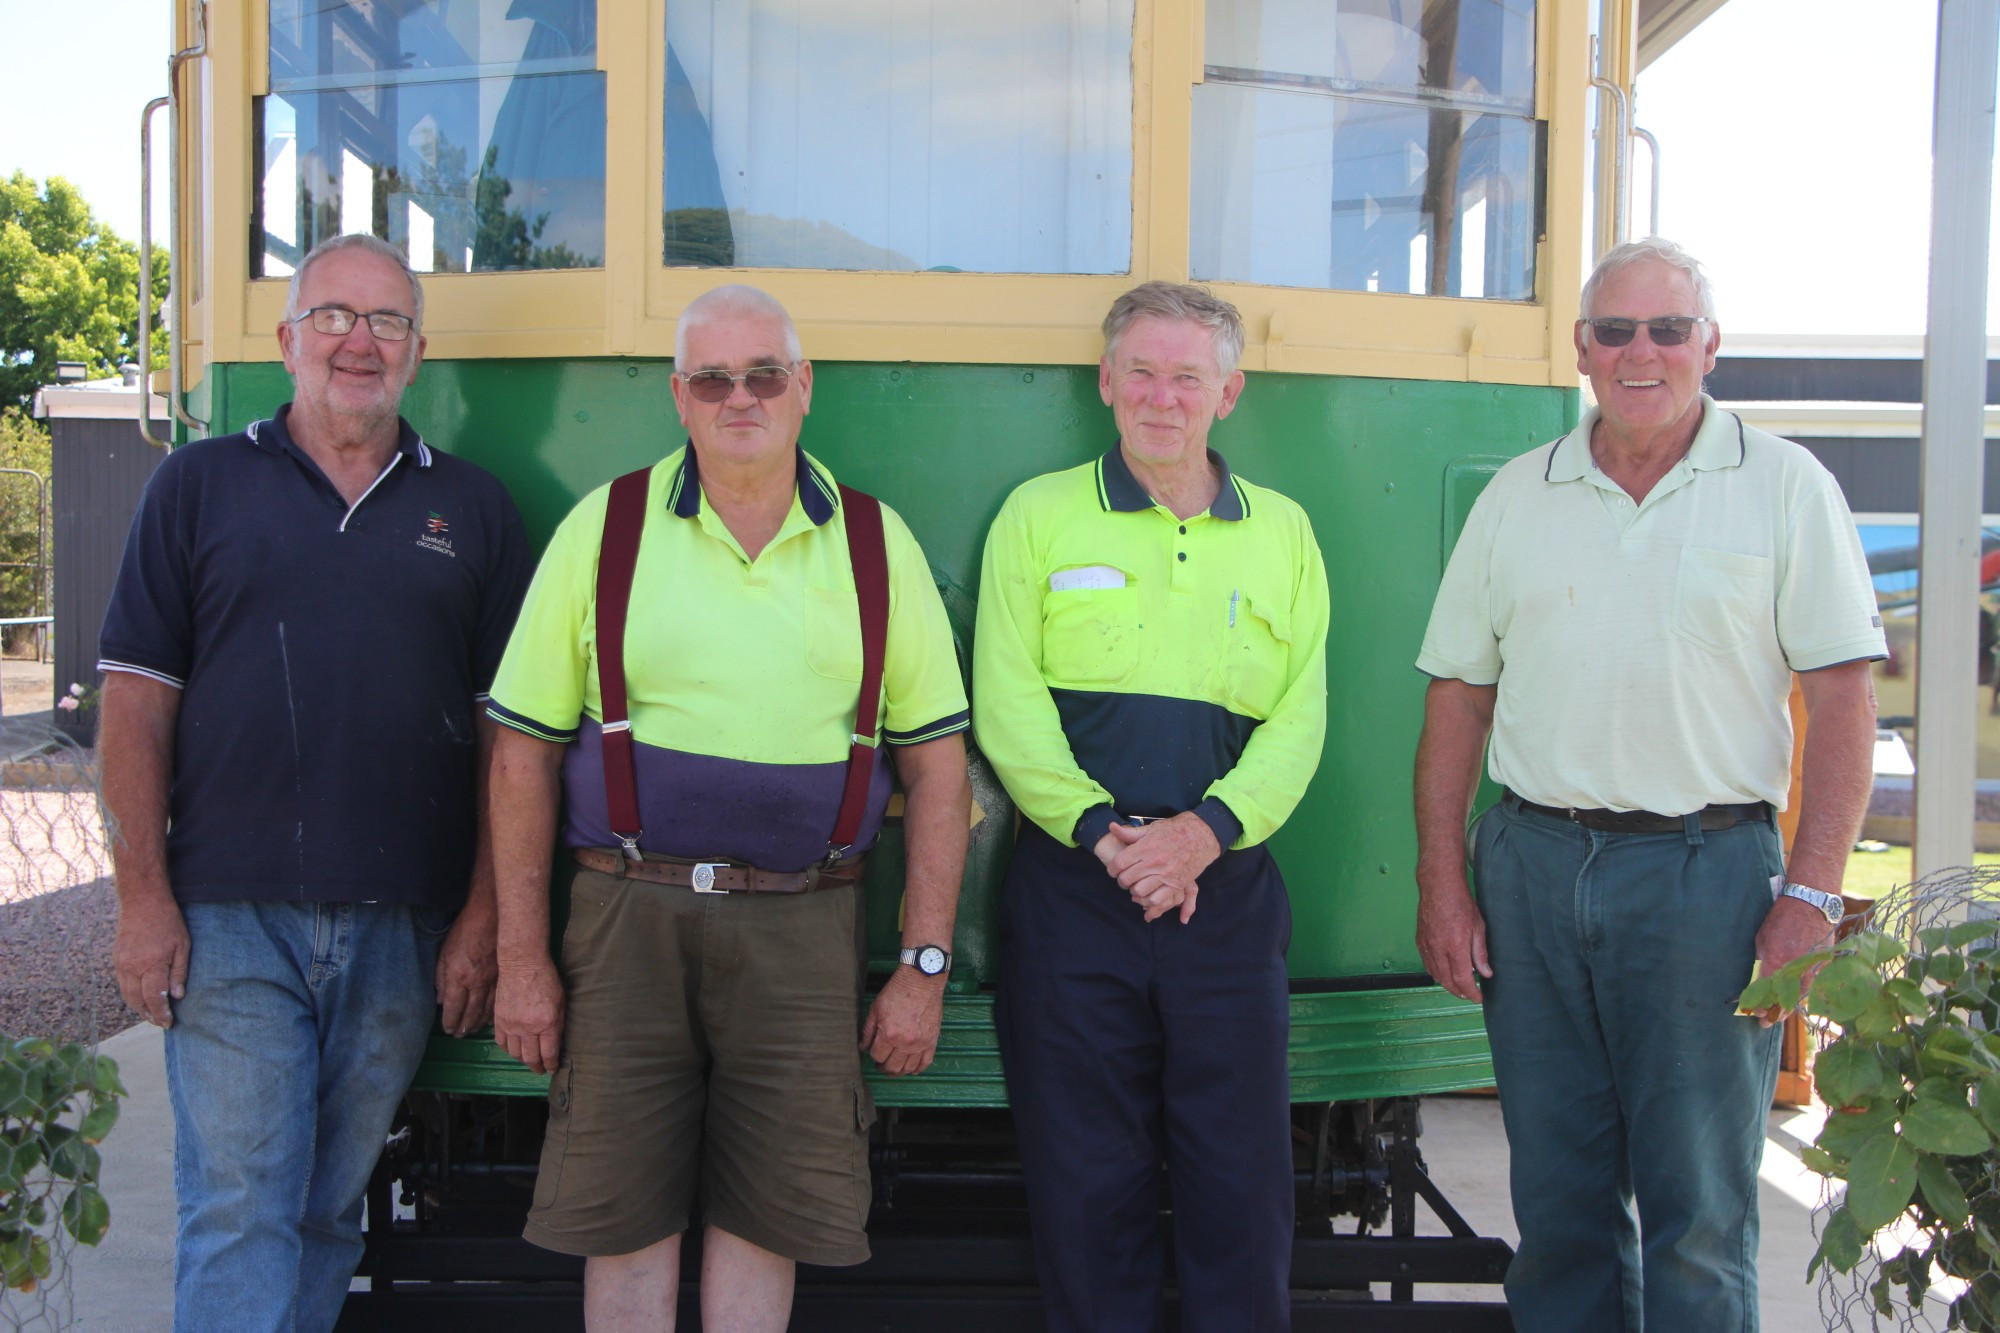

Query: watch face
[918,946,948,975]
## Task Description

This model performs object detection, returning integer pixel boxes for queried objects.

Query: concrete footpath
[41,1022,1860,1330]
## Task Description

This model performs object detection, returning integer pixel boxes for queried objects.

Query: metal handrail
[137,95,171,449]
[1631,125,1661,238]
[166,6,209,435]
[1589,75,1631,250]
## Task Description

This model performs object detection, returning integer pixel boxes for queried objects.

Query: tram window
[662,3,1133,275]
[255,0,606,277]
[1191,0,1540,300]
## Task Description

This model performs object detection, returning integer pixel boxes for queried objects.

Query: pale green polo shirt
[1417,396,1886,815]
[488,445,968,868]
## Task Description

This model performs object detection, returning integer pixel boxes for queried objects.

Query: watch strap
[1779,882,1843,925]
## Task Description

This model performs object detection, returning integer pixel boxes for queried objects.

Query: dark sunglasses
[680,365,795,403]
[292,305,416,341]
[1585,316,1709,348]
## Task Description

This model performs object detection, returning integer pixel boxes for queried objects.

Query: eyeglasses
[1584,316,1710,348]
[679,365,796,403]
[292,306,416,341]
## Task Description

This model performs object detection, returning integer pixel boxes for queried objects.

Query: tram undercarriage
[336,1094,1514,1331]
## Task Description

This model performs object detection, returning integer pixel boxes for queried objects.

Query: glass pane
[664,1,1133,274]
[1190,85,1538,299]
[1205,0,1535,110]
[256,0,605,276]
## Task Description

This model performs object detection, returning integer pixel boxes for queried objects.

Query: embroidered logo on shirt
[416,511,456,558]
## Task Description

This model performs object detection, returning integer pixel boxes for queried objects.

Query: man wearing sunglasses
[1413,237,1884,1330]
[98,233,531,1331]
[488,284,970,1331]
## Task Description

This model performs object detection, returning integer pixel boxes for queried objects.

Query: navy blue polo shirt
[99,406,531,909]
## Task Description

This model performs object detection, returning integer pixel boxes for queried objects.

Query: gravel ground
[1,745,138,1046]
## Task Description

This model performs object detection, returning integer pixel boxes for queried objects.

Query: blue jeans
[1476,798,1785,1333]
[164,900,447,1333]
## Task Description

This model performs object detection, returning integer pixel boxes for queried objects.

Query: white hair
[1579,237,1717,324]
[284,233,424,329]
[675,284,803,365]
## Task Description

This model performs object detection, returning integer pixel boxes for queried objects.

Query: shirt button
[1178,525,1187,535]
[1177,552,1187,562]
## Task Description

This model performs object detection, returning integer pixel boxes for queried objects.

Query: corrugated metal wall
[52,418,164,744]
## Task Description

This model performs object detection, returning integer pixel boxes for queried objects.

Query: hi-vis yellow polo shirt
[488,445,968,871]
[973,447,1329,853]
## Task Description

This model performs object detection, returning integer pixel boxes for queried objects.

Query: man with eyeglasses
[98,233,531,1331]
[1412,237,1884,1330]
[973,281,1328,1330]
[487,284,970,1331]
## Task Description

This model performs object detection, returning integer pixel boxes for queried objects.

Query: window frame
[199,0,1588,388]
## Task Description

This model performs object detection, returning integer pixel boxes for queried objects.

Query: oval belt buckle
[691,862,728,894]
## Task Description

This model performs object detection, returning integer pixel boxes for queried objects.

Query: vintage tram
[142,0,1696,1326]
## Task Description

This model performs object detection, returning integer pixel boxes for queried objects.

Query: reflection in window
[664,2,1133,274]
[1191,0,1540,300]
[255,0,606,277]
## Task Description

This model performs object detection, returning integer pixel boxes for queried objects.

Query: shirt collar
[1544,393,1744,484]
[667,441,839,527]
[247,403,434,468]
[1095,444,1248,521]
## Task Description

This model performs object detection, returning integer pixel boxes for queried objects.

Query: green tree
[0,409,50,626]
[0,173,168,411]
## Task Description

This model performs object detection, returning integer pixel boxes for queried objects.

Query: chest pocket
[1221,593,1292,717]
[1041,582,1140,686]
[1672,548,1773,654]
[806,584,864,681]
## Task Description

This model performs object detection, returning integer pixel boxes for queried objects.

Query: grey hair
[284,233,425,330]
[1101,281,1247,377]
[675,284,804,365]
[1579,237,1717,325]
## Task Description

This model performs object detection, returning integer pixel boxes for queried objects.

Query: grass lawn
[1841,846,2000,901]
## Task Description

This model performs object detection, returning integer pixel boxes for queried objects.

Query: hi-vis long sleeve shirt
[973,447,1329,853]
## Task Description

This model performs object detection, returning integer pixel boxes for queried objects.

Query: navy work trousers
[996,822,1294,1333]
[1477,796,1786,1333]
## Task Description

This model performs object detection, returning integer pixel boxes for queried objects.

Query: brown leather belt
[572,846,865,894]
[1505,790,1772,834]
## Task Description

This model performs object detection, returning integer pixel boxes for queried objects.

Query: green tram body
[200,357,1575,1108]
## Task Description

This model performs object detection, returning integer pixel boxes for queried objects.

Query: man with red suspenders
[487,284,971,1331]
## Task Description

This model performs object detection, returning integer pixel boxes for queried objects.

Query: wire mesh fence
[1,721,129,1331]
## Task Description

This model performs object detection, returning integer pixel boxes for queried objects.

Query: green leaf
[1919,1154,1973,1226]
[1817,1043,1900,1109]
[77,1100,118,1144]
[1850,931,1910,968]
[1809,955,1886,1023]
[1801,1145,1838,1175]
[1736,973,1782,1014]
[1814,1206,1868,1277]
[1819,1101,1899,1161]
[1947,920,2000,949]
[1905,1099,1992,1156]
[1846,1134,1921,1231]
[1849,993,1907,1040]
[0,1065,22,1118]
[1885,977,1931,1018]
[59,1186,109,1247]
[1931,952,1968,986]
[1922,1027,1987,1076]
[1980,1074,2000,1139]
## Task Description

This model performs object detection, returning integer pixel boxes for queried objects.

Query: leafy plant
[0,1036,122,1295]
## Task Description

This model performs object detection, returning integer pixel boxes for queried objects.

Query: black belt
[1504,790,1772,834]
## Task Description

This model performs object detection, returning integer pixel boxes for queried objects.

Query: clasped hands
[1093,813,1222,923]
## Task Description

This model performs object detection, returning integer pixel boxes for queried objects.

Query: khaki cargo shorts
[522,861,875,1265]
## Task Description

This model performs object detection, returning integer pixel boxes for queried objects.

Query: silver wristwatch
[1779,882,1843,927]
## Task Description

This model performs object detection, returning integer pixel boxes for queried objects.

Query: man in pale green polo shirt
[1413,238,1884,1331]
[485,285,971,1331]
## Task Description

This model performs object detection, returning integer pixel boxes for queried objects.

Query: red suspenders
[592,464,890,864]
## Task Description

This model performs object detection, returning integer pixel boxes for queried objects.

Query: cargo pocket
[1222,594,1293,716]
[1041,582,1141,686]
[530,1061,577,1213]
[1671,548,1773,654]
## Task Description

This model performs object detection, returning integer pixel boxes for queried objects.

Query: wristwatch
[1779,882,1844,927]
[900,944,952,977]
